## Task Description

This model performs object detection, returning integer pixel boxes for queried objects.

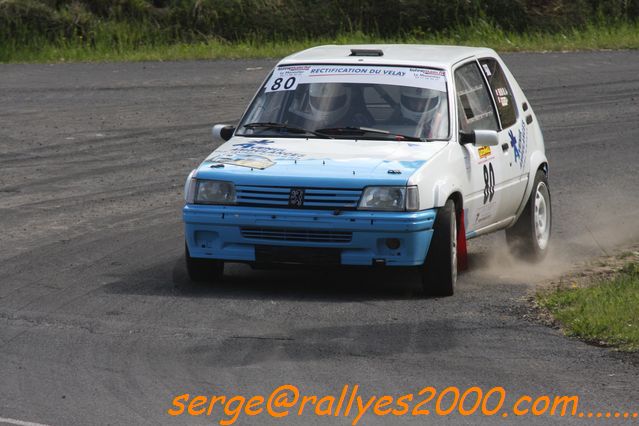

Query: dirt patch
[538,243,639,293]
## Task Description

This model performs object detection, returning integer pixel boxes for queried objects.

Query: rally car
[183,44,551,296]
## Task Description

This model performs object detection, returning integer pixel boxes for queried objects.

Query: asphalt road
[1,51,638,426]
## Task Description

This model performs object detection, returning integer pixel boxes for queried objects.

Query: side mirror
[212,124,235,142]
[459,130,499,147]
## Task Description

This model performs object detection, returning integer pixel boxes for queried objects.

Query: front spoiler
[183,205,436,266]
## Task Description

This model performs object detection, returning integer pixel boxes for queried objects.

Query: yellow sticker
[478,146,492,159]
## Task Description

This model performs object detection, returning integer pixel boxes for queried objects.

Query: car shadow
[102,254,431,302]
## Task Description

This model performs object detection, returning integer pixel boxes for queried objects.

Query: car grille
[235,185,362,210]
[241,227,352,243]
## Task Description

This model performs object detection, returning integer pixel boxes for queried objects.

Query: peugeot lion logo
[288,188,305,208]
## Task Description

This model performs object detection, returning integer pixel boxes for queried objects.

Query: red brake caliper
[457,209,468,272]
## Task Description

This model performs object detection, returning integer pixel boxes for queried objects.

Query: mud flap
[457,209,468,272]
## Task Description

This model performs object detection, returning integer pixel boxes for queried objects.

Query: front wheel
[422,199,457,297]
[185,242,224,282]
[506,170,552,261]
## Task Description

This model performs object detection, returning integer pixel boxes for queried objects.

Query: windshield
[237,64,449,141]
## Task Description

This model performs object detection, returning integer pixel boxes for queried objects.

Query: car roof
[278,44,496,69]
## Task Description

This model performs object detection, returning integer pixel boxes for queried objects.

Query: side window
[479,58,517,129]
[455,62,498,132]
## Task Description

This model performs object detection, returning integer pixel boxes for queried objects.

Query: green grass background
[6,23,639,63]
[2,0,639,62]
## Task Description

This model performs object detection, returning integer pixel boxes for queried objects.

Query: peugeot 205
[182,45,551,296]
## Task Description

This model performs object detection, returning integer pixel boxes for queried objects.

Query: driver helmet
[400,87,441,123]
[309,83,352,123]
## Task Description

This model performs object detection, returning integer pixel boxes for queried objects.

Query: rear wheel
[185,242,224,282]
[422,199,457,297]
[506,170,551,261]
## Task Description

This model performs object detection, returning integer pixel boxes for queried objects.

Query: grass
[3,21,639,63]
[537,262,639,352]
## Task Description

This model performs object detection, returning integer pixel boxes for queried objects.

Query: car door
[453,60,506,233]
[478,57,529,223]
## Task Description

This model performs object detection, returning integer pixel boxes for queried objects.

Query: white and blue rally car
[183,45,551,296]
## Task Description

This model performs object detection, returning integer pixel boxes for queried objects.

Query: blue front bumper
[183,205,436,266]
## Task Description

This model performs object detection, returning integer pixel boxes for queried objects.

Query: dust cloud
[467,186,639,285]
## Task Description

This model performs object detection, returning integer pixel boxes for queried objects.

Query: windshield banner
[265,65,446,93]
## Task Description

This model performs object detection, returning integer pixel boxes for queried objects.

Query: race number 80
[266,76,298,92]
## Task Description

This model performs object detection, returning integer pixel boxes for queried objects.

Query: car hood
[194,137,447,187]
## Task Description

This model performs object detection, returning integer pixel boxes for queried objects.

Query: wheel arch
[447,191,464,215]
[538,161,549,176]
[511,152,549,224]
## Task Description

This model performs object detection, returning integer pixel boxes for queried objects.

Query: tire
[422,199,457,297]
[506,170,552,261]
[185,242,224,282]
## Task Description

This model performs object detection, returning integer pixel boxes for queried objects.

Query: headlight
[358,186,419,211]
[188,179,236,205]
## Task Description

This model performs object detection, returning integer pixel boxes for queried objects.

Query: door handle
[501,143,509,152]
